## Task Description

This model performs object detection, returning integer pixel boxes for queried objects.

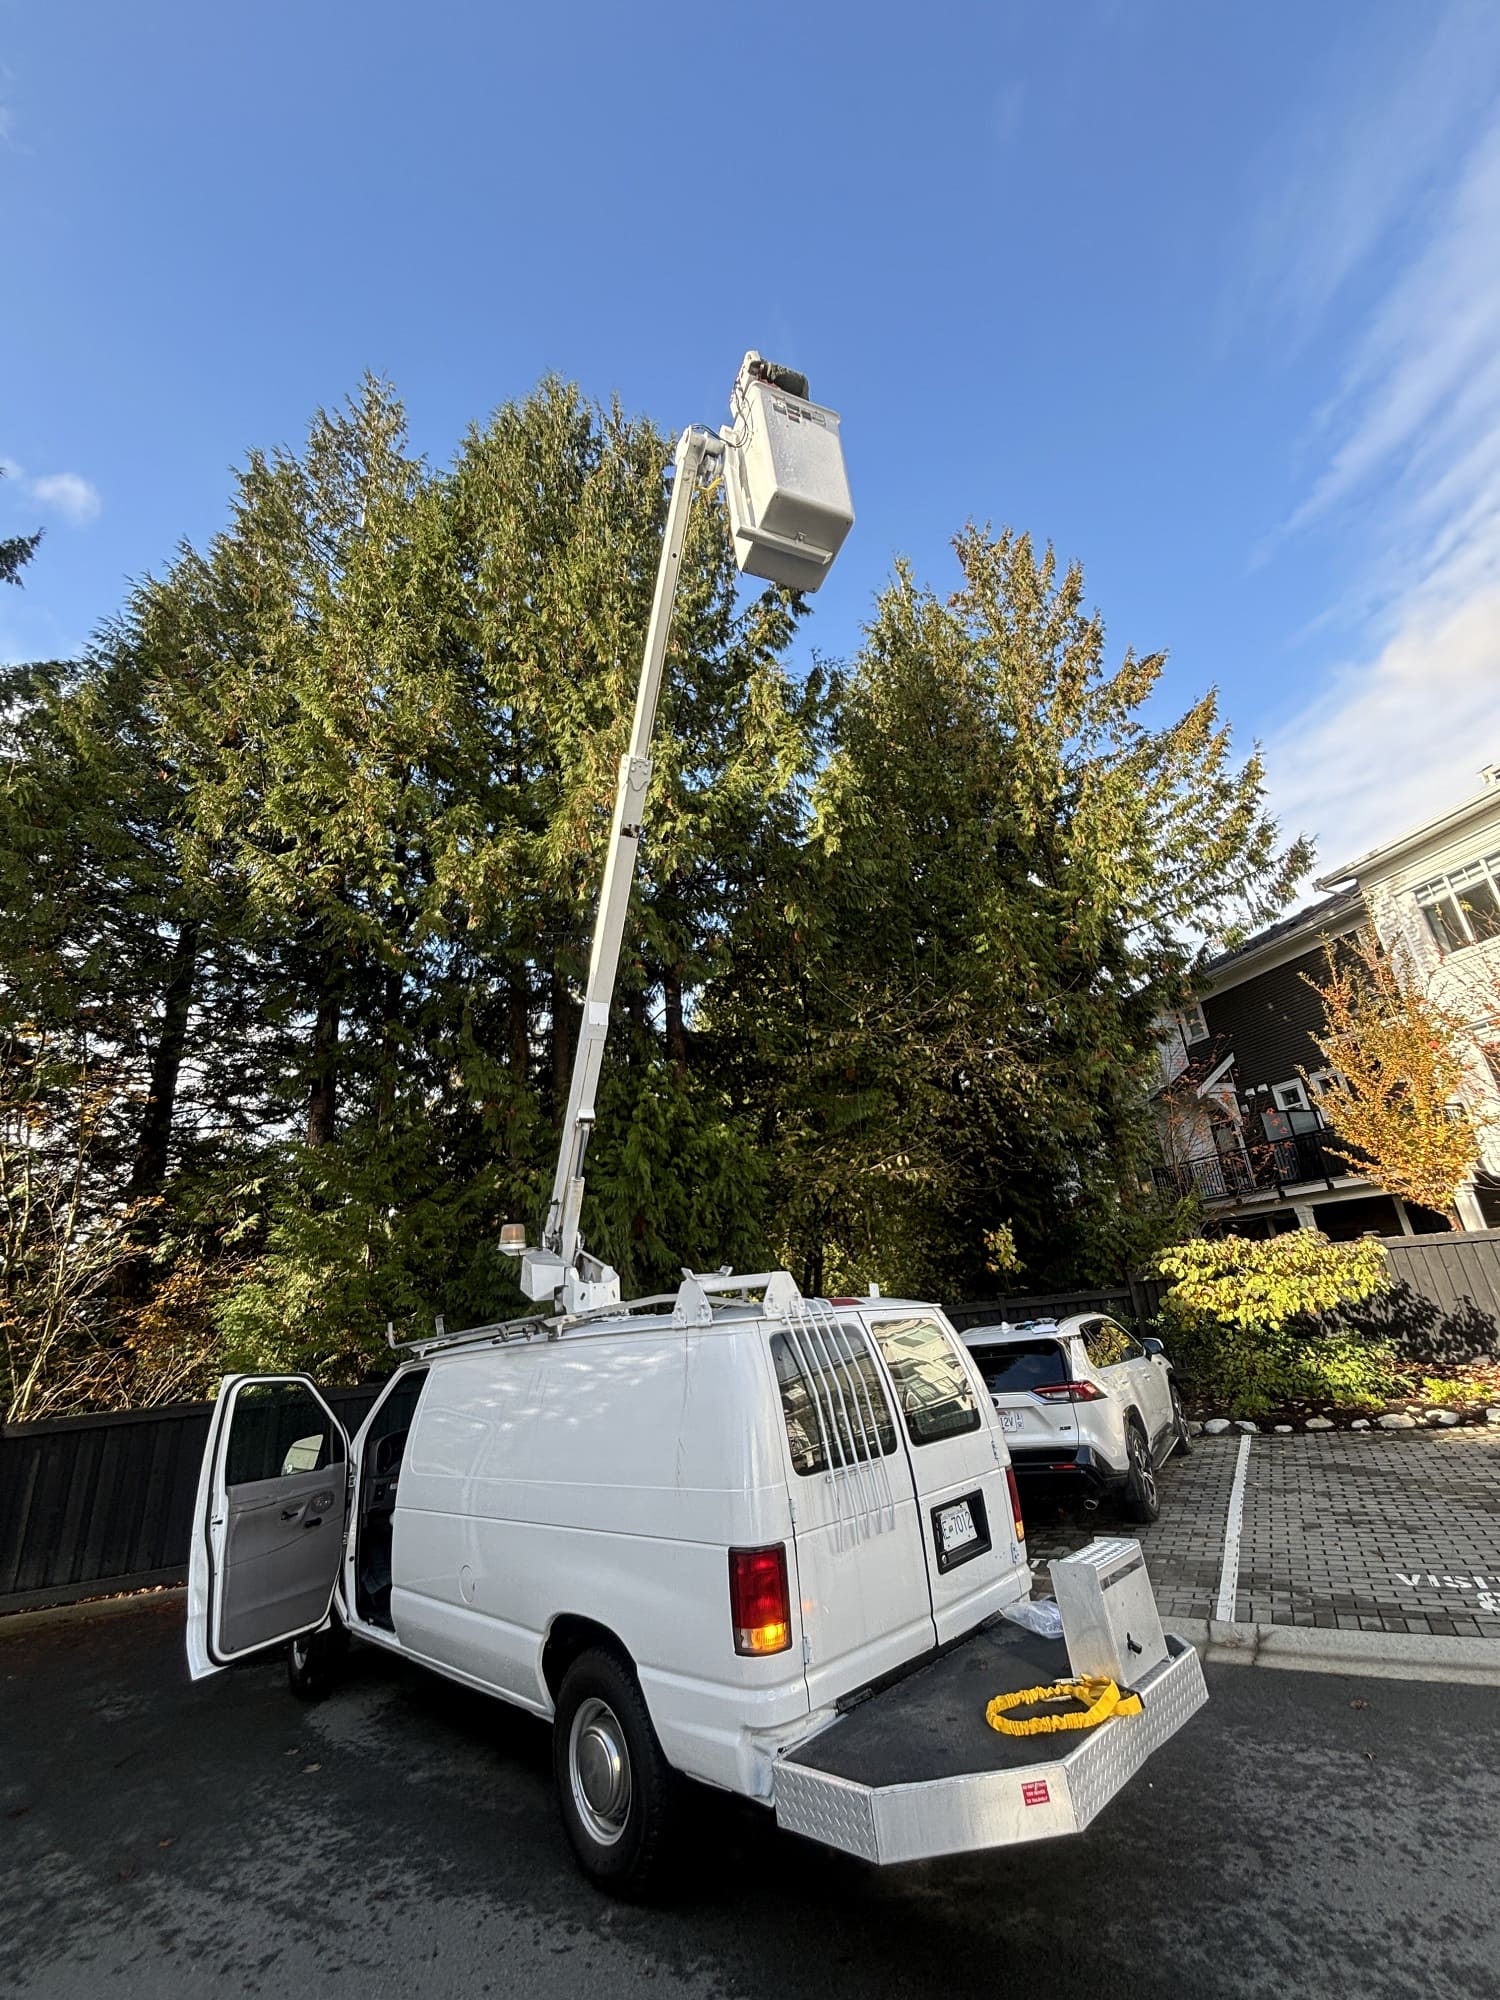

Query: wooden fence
[1343,1228,1500,1367]
[945,1276,1170,1334]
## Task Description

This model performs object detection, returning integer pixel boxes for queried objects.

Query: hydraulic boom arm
[518,426,723,1313]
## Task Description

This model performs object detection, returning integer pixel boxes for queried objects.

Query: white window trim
[1179,1001,1209,1045]
[1413,849,1500,954]
[1272,1079,1309,1111]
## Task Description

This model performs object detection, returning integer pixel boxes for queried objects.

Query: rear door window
[771,1325,897,1477]
[968,1339,1066,1397]
[870,1316,982,1446]
[1083,1318,1137,1370]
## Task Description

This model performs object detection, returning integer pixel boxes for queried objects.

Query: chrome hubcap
[569,1698,631,1845]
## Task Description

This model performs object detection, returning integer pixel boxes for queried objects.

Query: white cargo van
[187,1269,1206,1892]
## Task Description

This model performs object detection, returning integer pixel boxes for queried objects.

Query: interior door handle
[302,1516,323,1529]
[281,1506,303,1520]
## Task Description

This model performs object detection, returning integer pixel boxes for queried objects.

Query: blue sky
[4,0,1500,874]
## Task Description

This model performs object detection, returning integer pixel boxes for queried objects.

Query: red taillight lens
[728,1545,792,1656]
[1005,1465,1025,1545]
[1032,1381,1105,1403]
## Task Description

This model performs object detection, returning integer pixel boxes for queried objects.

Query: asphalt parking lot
[5,1596,1500,2000]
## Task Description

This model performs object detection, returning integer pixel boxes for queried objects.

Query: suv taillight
[728,1545,792,1656]
[1032,1381,1105,1403]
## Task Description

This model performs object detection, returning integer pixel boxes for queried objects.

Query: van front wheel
[553,1648,682,1896]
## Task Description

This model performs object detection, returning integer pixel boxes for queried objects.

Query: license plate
[936,1499,978,1555]
[996,1408,1024,1433]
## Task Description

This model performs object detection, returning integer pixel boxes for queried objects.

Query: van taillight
[1005,1465,1025,1546]
[728,1545,792,1656]
[1032,1381,1104,1403]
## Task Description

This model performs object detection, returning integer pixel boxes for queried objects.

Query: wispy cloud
[29,472,102,527]
[1,462,102,527]
[1254,14,1500,869]
[1236,7,1500,348]
[1268,590,1500,873]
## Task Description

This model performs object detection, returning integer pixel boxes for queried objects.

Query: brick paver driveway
[1025,1430,1500,1638]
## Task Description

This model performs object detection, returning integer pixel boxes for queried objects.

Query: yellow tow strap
[985,1675,1143,1738]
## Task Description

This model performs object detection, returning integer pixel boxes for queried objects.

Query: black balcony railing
[1152,1131,1360,1204]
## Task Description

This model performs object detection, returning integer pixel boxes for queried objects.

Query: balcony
[1152,1131,1360,1204]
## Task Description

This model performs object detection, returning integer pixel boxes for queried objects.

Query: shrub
[1155,1230,1398,1415]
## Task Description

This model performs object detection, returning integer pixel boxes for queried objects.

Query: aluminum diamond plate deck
[772,1635,1205,1864]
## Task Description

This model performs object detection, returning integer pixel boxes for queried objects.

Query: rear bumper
[1006,1443,1125,1492]
[772,1630,1206,1864]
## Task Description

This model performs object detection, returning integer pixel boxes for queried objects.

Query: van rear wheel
[553,1647,682,1896]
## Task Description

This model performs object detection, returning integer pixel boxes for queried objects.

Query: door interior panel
[218,1464,344,1657]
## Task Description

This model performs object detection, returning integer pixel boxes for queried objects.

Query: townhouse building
[1154,766,1500,1238]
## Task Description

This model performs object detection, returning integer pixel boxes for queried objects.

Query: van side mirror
[1143,1337,1166,1357]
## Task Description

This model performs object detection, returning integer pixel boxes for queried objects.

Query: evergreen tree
[717,528,1308,1298]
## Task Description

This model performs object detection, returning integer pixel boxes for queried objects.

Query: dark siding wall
[1203,946,1336,1090]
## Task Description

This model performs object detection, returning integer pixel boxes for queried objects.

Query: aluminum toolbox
[772,1616,1206,1865]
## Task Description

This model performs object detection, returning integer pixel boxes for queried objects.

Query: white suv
[959,1315,1190,1522]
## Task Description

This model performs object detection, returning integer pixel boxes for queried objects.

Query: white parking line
[1215,1433,1252,1623]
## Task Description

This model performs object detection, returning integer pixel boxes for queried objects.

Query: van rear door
[768,1312,936,1710]
[186,1375,350,1680]
[863,1311,1028,1643]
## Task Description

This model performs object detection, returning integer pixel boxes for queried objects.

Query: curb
[1169,1614,1500,1685]
[0,1586,187,1638]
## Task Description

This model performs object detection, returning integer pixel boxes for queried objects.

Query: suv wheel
[1118,1419,1160,1524]
[554,1647,682,1896]
[1169,1382,1192,1459]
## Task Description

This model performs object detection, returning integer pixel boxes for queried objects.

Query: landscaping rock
[1306,1417,1334,1431]
[1202,1418,1231,1435]
[1274,1424,1293,1434]
[1350,1419,1370,1430]
[1235,1420,1259,1433]
[1487,1408,1500,1427]
[1427,1410,1461,1426]
[1378,1413,1418,1430]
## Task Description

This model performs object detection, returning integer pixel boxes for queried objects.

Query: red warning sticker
[1022,1780,1051,1807]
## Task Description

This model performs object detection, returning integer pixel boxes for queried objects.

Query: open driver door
[187,1375,351,1680]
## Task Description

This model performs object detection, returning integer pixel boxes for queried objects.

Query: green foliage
[710,528,1306,1298]
[1156,1230,1397,1413]
[0,383,1305,1404]
[0,464,41,588]
[1415,1374,1472,1407]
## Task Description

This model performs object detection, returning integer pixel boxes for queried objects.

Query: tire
[1169,1381,1192,1460]
[287,1616,349,1702]
[1117,1418,1160,1524]
[553,1647,683,1896]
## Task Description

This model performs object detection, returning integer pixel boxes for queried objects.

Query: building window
[1178,1001,1209,1044]
[1414,852,1500,953]
[1272,1080,1309,1112]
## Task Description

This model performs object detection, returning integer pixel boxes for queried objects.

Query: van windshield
[968,1340,1066,1397]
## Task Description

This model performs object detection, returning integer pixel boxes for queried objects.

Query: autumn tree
[1308,935,1487,1223]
